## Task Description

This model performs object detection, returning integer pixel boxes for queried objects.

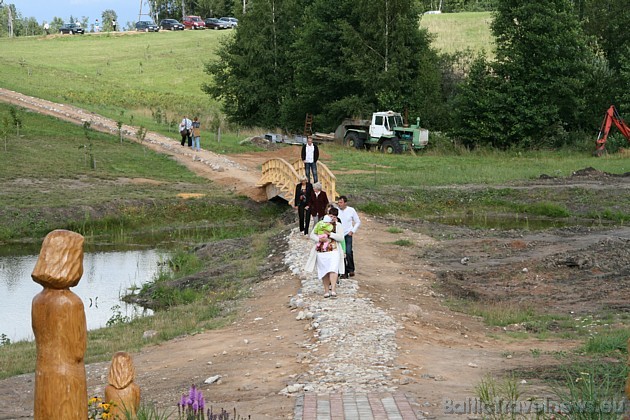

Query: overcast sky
[13,0,148,26]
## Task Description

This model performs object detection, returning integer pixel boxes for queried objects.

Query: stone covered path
[284,230,421,419]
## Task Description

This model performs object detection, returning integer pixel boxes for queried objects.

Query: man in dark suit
[294,176,314,234]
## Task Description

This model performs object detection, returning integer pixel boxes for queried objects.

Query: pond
[0,248,166,343]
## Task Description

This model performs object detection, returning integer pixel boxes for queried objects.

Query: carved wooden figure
[31,230,87,420]
[105,352,141,419]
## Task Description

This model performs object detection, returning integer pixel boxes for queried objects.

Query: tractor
[335,111,429,154]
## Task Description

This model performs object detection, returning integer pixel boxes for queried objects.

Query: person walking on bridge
[301,136,319,183]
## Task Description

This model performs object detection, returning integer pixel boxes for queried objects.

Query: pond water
[0,248,166,343]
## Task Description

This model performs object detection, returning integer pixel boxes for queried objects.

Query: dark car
[204,18,229,30]
[135,21,160,32]
[182,15,206,30]
[159,19,184,31]
[218,17,238,28]
[59,23,84,34]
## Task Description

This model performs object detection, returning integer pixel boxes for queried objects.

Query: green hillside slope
[420,11,494,56]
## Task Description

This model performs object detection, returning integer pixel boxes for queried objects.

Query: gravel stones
[283,228,399,394]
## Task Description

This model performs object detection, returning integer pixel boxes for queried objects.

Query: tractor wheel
[355,138,365,150]
[381,139,403,154]
[345,132,359,149]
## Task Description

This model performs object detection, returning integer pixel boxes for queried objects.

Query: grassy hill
[0,31,229,130]
[420,11,494,57]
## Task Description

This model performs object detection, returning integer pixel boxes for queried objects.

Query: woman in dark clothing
[294,176,314,234]
[308,182,329,226]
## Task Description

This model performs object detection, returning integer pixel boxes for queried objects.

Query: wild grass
[549,362,628,420]
[581,329,630,355]
[474,360,628,420]
[420,11,495,57]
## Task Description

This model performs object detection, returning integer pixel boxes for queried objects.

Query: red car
[182,16,206,30]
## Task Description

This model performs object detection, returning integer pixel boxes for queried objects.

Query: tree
[101,9,118,31]
[203,0,303,128]
[50,16,64,33]
[206,0,443,132]
[580,0,630,73]
[619,45,630,114]
[454,0,598,148]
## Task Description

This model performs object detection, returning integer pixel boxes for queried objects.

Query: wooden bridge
[257,159,337,206]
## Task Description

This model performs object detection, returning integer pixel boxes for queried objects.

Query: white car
[218,17,238,28]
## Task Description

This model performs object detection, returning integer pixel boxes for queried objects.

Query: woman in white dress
[304,215,346,297]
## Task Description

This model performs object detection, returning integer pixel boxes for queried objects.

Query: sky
[13,0,151,27]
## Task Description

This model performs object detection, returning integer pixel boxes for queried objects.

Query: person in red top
[308,182,329,225]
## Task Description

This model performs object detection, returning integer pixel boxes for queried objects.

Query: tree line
[204,0,630,150]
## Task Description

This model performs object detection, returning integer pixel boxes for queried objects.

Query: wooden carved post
[31,230,87,420]
[105,352,141,419]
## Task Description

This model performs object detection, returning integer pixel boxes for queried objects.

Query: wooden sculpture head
[31,230,84,289]
[108,352,135,389]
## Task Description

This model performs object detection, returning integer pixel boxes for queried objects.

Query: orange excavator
[594,105,630,156]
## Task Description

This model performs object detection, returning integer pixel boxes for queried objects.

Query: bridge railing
[258,158,337,206]
[291,159,337,202]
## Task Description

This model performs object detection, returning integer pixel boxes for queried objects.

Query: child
[313,215,335,252]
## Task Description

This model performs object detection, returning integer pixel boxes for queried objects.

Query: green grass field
[0,30,229,129]
[420,11,495,56]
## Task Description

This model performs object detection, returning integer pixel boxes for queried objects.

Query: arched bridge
[257,159,337,206]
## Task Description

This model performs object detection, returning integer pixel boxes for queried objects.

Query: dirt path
[0,89,627,419]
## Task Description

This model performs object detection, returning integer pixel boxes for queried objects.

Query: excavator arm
[594,105,630,156]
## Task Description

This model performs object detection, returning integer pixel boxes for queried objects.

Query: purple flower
[192,400,199,413]
[198,393,205,411]
[180,393,187,407]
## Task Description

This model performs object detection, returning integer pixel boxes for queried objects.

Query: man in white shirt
[301,137,319,183]
[337,195,361,278]
[180,116,193,147]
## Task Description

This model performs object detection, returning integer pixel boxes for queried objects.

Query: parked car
[135,21,160,32]
[159,19,184,31]
[218,17,238,27]
[182,16,206,30]
[204,18,229,30]
[59,23,84,34]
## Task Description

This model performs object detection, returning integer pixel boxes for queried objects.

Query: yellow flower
[102,413,111,419]
[101,403,112,412]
